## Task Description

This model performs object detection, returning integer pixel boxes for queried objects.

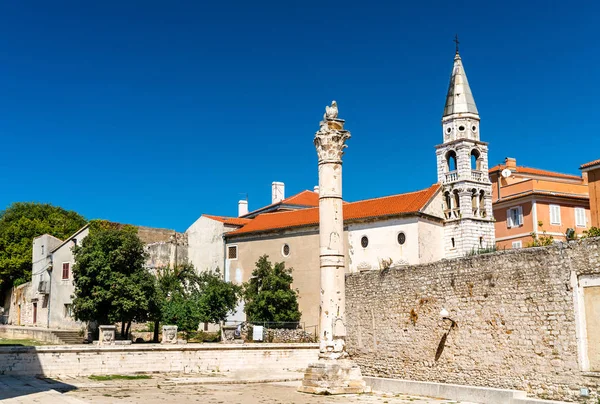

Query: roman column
[299,101,367,395]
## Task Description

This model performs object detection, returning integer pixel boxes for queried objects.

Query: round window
[282,244,290,257]
[458,125,465,131]
[360,236,369,248]
[472,125,477,132]
[446,127,452,134]
[397,232,406,245]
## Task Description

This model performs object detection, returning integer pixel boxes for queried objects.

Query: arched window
[470,149,481,171]
[479,191,485,216]
[453,190,460,210]
[446,150,457,172]
[444,192,452,210]
[471,189,478,210]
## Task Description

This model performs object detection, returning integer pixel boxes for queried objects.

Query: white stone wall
[417,219,445,263]
[348,218,420,270]
[0,343,319,376]
[186,216,228,273]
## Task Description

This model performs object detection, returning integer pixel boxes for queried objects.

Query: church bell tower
[435,44,495,258]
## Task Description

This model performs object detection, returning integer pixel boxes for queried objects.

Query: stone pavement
[0,373,473,404]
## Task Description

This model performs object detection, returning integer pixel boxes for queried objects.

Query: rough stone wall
[346,238,600,402]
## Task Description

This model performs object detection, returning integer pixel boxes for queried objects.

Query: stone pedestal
[98,325,116,346]
[299,359,369,394]
[162,325,178,344]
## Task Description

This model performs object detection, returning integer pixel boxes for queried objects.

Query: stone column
[299,101,367,395]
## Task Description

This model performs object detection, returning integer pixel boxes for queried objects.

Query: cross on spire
[454,34,460,54]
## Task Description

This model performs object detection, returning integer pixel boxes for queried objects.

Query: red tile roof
[580,159,600,169]
[202,215,252,226]
[280,190,319,207]
[227,184,440,236]
[489,164,582,180]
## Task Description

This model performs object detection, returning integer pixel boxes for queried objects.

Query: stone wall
[345,238,600,402]
[0,343,318,376]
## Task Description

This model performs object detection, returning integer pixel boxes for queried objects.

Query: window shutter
[550,205,561,225]
[575,208,586,227]
[517,207,523,226]
[507,209,512,228]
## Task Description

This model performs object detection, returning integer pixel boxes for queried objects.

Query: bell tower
[435,45,495,258]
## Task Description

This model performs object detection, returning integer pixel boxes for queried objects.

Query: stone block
[98,325,116,346]
[162,325,177,344]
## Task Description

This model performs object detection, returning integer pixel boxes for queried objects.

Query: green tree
[243,255,301,328]
[155,265,240,339]
[0,202,86,291]
[71,222,151,337]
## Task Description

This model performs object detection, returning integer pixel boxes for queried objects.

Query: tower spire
[443,46,478,117]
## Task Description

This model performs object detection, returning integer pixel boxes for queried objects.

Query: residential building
[580,159,600,228]
[490,157,590,249]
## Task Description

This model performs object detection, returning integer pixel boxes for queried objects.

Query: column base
[298,358,370,395]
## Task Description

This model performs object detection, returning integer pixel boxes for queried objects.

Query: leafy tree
[243,255,301,328]
[0,202,86,291]
[155,265,240,339]
[527,221,554,247]
[196,269,241,324]
[71,223,151,337]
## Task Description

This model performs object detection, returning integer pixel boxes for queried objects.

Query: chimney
[313,186,319,194]
[238,200,248,217]
[272,182,285,204]
[505,157,517,170]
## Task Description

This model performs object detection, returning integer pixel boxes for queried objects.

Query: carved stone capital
[315,121,351,164]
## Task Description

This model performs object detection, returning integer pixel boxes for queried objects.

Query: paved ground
[0,374,468,404]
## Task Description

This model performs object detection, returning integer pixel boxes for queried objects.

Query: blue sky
[1,1,598,231]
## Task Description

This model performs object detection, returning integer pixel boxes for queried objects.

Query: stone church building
[185,50,497,329]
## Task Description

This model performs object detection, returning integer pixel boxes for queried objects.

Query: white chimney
[272,182,285,204]
[238,200,248,217]
[313,186,319,194]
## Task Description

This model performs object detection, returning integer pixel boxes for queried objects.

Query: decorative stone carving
[315,102,350,164]
[162,325,178,344]
[98,325,116,346]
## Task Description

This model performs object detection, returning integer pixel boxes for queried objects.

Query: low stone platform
[298,359,369,395]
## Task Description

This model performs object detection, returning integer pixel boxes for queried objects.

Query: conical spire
[443,53,478,117]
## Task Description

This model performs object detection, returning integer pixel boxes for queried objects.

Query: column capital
[315,102,351,164]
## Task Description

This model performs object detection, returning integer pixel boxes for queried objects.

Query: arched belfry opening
[446,150,457,171]
[470,149,481,171]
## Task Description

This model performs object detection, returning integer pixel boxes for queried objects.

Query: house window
[550,204,561,225]
[397,232,406,245]
[575,207,586,227]
[507,206,523,228]
[41,245,45,256]
[64,304,72,318]
[512,240,522,249]
[227,245,238,260]
[282,244,290,257]
[361,236,369,248]
[62,263,70,279]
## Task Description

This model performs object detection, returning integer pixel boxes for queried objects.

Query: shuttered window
[62,263,70,280]
[550,205,561,225]
[507,206,523,228]
[512,240,522,249]
[575,207,586,227]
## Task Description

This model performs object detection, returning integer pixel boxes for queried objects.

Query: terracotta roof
[280,190,319,207]
[202,215,252,226]
[580,159,600,170]
[489,164,582,180]
[227,184,440,236]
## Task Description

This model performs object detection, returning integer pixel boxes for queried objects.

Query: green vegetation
[242,255,301,328]
[88,374,152,381]
[72,222,155,338]
[527,221,554,247]
[584,226,600,238]
[155,265,240,339]
[0,202,86,291]
[0,337,52,346]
